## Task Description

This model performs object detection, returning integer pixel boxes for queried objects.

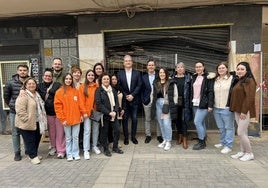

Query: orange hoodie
[78,82,99,117]
[54,86,82,126]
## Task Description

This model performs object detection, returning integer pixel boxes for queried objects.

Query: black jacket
[117,69,142,105]
[190,72,215,109]
[4,74,29,113]
[141,71,158,105]
[173,72,193,121]
[95,86,119,121]
[38,82,61,116]
[151,79,178,120]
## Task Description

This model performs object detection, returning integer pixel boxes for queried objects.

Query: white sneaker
[231,152,245,159]
[48,147,56,156]
[74,156,81,161]
[84,151,90,160]
[239,153,254,161]
[31,157,41,165]
[158,140,166,148]
[57,153,65,159]
[67,156,73,162]
[221,147,232,154]
[164,141,171,151]
[214,143,223,148]
[93,146,101,155]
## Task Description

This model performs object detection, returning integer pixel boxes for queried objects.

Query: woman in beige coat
[15,77,47,165]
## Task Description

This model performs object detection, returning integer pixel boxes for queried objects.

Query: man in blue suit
[118,55,142,145]
[141,60,162,144]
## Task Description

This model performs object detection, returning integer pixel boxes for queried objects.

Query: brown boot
[183,137,188,149]
[176,134,183,145]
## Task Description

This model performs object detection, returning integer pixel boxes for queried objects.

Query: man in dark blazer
[117,55,142,145]
[141,60,162,144]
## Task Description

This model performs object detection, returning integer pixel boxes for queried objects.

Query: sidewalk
[0,131,268,188]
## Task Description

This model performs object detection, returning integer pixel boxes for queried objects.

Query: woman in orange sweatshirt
[79,69,100,160]
[54,73,82,161]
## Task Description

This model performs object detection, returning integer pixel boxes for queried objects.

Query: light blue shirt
[148,72,155,89]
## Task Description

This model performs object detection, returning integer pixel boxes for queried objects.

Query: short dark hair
[52,57,62,63]
[98,72,111,86]
[17,64,29,70]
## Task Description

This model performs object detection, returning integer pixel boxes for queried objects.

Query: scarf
[102,85,115,121]
[26,89,47,134]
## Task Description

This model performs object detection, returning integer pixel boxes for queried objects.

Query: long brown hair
[83,69,95,97]
[156,68,169,94]
[62,73,74,94]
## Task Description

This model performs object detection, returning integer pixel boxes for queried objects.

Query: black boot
[14,152,22,161]
[192,139,206,150]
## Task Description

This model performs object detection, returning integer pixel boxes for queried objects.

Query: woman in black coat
[95,73,123,157]
[172,62,193,149]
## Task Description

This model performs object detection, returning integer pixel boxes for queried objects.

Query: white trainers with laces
[231,152,245,159]
[31,157,41,165]
[164,141,171,151]
[158,140,166,148]
[214,143,223,148]
[221,147,232,154]
[93,146,101,155]
[74,156,81,161]
[84,151,90,160]
[239,153,254,161]
[67,156,73,162]
[48,147,56,156]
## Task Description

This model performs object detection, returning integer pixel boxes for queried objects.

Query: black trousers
[19,123,42,159]
[100,119,120,151]
[174,106,188,136]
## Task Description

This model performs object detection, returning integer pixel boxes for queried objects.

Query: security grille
[0,60,29,110]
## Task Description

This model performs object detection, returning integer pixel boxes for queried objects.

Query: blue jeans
[156,98,172,142]
[64,124,80,158]
[10,113,21,153]
[213,108,235,149]
[83,118,99,151]
[123,102,138,139]
[193,107,208,140]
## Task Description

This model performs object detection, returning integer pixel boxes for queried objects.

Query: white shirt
[125,69,132,90]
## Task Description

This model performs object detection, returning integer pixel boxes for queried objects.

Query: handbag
[162,104,169,114]
[90,110,103,122]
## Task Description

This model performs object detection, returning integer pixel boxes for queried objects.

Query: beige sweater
[15,94,37,130]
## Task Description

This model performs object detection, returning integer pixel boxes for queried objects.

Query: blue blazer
[141,71,158,105]
[117,69,142,105]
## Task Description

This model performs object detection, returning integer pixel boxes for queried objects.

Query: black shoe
[124,139,129,145]
[14,152,22,161]
[104,150,112,157]
[113,148,124,154]
[192,140,206,150]
[131,137,138,144]
[145,136,151,144]
[157,136,163,143]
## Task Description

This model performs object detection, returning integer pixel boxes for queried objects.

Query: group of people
[3,54,257,164]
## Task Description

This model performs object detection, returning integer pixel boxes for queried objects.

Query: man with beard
[52,58,64,84]
[4,64,29,161]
